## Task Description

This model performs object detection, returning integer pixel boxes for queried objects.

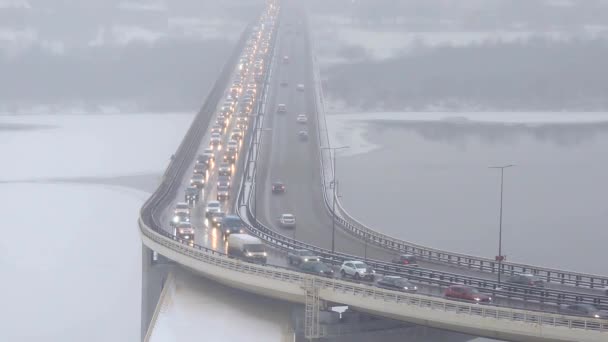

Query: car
[277,104,286,114]
[271,181,285,193]
[202,148,215,161]
[377,276,418,293]
[296,84,304,91]
[221,215,246,239]
[391,254,418,267]
[340,261,375,281]
[298,130,308,141]
[279,213,296,228]
[210,134,222,148]
[445,285,492,303]
[205,200,221,218]
[283,55,289,64]
[505,274,545,287]
[300,261,334,278]
[171,211,190,227]
[184,186,199,205]
[196,154,212,167]
[288,249,321,265]
[211,125,222,134]
[226,139,239,152]
[223,151,237,163]
[175,222,195,242]
[217,185,230,201]
[230,130,243,141]
[296,114,307,123]
[174,202,190,215]
[190,173,205,189]
[218,163,232,176]
[193,164,208,178]
[280,80,288,87]
[561,304,608,319]
[210,211,225,227]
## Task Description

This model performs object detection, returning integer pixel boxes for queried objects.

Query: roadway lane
[254,0,604,299]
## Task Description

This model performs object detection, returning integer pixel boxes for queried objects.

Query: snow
[0,113,193,180]
[0,183,144,342]
[326,111,608,156]
[0,113,192,342]
[148,267,292,342]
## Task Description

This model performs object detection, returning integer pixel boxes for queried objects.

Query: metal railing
[137,8,607,340]
[306,17,608,291]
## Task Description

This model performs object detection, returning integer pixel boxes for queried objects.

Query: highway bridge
[139,0,608,341]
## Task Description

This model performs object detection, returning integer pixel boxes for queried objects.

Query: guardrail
[232,16,608,311]
[304,19,608,292]
[137,8,608,341]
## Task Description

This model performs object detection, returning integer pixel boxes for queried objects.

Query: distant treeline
[323,38,608,111]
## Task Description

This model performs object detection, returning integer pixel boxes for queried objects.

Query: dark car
[561,304,608,319]
[300,261,334,278]
[170,211,190,227]
[175,222,194,242]
[190,174,205,189]
[391,254,418,267]
[184,186,199,205]
[196,154,212,167]
[377,276,418,293]
[298,130,308,141]
[223,151,237,163]
[210,211,225,227]
[272,181,285,193]
[445,285,492,303]
[505,274,545,287]
[221,215,246,238]
[217,182,230,201]
[218,163,232,176]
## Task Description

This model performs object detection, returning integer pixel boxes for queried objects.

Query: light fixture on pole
[321,145,349,254]
[488,164,515,286]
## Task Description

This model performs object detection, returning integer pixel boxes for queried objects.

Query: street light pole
[322,145,349,254]
[489,164,514,286]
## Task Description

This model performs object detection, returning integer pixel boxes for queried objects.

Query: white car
[174,202,190,215]
[205,201,221,218]
[340,261,375,281]
[279,213,296,228]
[277,104,287,114]
[203,148,215,160]
[227,139,239,152]
[296,84,305,91]
[296,114,307,123]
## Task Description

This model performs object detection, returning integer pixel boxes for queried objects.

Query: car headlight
[185,236,190,240]
[263,252,267,256]
[247,252,252,256]
[413,286,418,290]
[304,258,308,262]
[594,314,600,318]
[226,229,230,234]
[403,287,409,290]
[173,216,179,223]
[474,298,481,301]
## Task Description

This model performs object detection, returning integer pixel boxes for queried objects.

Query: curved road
[254,0,604,299]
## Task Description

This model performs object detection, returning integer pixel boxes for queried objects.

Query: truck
[227,234,267,264]
[221,215,246,239]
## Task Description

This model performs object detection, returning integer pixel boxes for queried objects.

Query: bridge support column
[303,278,323,340]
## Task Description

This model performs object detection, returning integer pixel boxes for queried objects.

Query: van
[228,234,267,263]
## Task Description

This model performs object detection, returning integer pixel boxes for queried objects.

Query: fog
[2,0,607,341]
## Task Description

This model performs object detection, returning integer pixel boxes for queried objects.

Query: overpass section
[139,0,608,341]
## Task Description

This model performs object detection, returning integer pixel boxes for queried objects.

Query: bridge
[139,0,608,341]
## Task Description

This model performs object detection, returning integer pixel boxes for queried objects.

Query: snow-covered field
[0,113,193,342]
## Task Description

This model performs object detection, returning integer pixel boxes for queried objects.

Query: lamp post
[489,164,515,286]
[322,145,349,254]
[253,126,272,225]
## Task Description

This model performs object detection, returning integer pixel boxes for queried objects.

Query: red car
[272,181,285,193]
[445,285,492,303]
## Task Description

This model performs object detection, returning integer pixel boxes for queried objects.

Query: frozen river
[327,112,608,275]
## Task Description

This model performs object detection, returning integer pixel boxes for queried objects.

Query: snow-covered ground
[0,113,193,342]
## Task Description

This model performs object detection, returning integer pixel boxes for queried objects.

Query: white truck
[227,234,267,264]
